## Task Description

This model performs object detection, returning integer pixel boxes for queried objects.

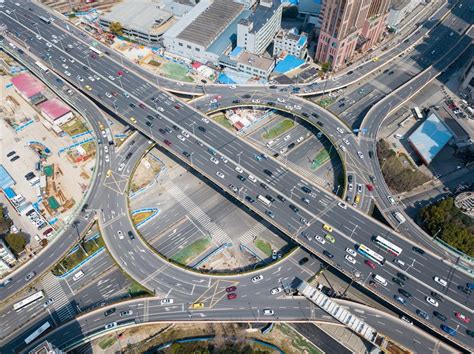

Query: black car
[299,257,309,265]
[237,175,246,182]
[383,69,389,74]
[433,311,447,321]
[198,126,206,132]
[301,186,312,194]
[392,277,404,287]
[397,272,409,281]
[129,103,136,108]
[323,250,334,259]
[430,291,444,302]
[458,285,472,295]
[232,99,241,104]
[183,151,191,158]
[245,196,255,203]
[146,114,154,120]
[266,195,276,203]
[264,169,273,176]
[287,143,295,149]
[127,231,135,240]
[289,204,299,213]
[159,128,166,134]
[312,113,319,118]
[165,127,172,134]
[145,121,152,127]
[260,182,269,190]
[302,112,309,117]
[277,195,286,202]
[242,94,251,99]
[348,175,353,183]
[6,151,15,157]
[104,308,116,316]
[267,101,275,106]
[398,288,412,298]
[347,70,353,75]
[412,246,425,255]
[172,125,179,131]
[467,329,474,337]
[316,120,323,126]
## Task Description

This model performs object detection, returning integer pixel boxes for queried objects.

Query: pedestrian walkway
[167,181,232,245]
[239,223,267,245]
[41,273,76,324]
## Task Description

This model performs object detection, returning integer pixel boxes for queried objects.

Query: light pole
[85,54,92,69]
[432,227,442,240]
[190,152,194,166]
[189,121,196,136]
[11,9,19,21]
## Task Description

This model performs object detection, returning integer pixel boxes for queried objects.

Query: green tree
[109,21,123,36]
[4,232,27,255]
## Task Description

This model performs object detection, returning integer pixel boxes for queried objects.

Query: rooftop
[240,0,280,34]
[38,99,71,120]
[0,165,15,190]
[207,9,252,55]
[238,51,274,71]
[11,73,44,98]
[176,0,244,48]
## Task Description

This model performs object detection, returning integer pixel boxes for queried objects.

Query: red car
[227,293,237,300]
[164,139,172,146]
[366,184,374,192]
[43,227,53,236]
[215,95,222,99]
[455,312,470,323]
[138,103,146,109]
[365,260,376,269]
[174,105,180,110]
[226,286,236,293]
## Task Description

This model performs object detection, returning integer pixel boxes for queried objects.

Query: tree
[109,21,123,36]
[321,62,331,73]
[4,232,27,255]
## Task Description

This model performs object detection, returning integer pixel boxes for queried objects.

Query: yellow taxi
[130,117,137,123]
[85,85,92,91]
[106,169,112,178]
[372,57,379,62]
[192,302,204,309]
[322,224,333,233]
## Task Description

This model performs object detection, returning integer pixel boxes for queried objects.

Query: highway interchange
[0,0,473,352]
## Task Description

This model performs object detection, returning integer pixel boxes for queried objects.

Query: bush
[0,208,12,234]
[4,232,27,255]
[418,198,474,256]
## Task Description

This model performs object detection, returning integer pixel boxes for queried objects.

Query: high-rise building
[315,0,389,70]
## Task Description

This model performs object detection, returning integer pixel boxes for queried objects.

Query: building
[455,192,474,217]
[407,112,453,165]
[29,340,64,354]
[315,0,389,70]
[460,57,474,103]
[10,73,44,103]
[237,0,283,55]
[387,0,422,30]
[163,0,246,63]
[219,46,275,78]
[38,99,74,126]
[99,1,175,44]
[0,258,11,276]
[0,239,16,266]
[273,28,308,58]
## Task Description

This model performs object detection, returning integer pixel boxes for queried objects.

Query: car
[160,298,174,305]
[299,257,309,265]
[412,246,425,255]
[392,277,404,287]
[127,231,135,240]
[226,286,237,293]
[433,276,447,287]
[277,195,286,202]
[345,255,356,264]
[221,156,228,163]
[394,295,406,305]
[455,312,470,323]
[342,138,350,145]
[120,310,133,316]
[457,285,472,295]
[433,311,447,321]
[270,287,283,295]
[467,329,474,337]
[266,210,275,219]
[300,217,310,226]
[164,139,172,146]
[397,273,409,282]
[43,228,53,237]
[441,324,457,336]
[365,260,376,269]
[237,175,246,182]
[348,184,353,192]
[43,298,54,307]
[323,250,334,259]
[430,292,444,302]
[387,196,396,205]
[104,322,118,330]
[357,151,364,159]
[339,145,346,152]
[10,155,20,162]
[324,234,335,243]
[117,230,124,239]
[357,184,363,193]
[229,184,238,193]
[301,186,312,194]
[302,197,310,204]
[130,117,137,123]
[216,171,225,179]
[416,309,429,320]
[266,195,276,203]
[210,157,219,164]
[104,308,116,316]
[260,182,269,190]
[345,248,356,257]
[183,151,192,158]
[227,293,237,300]
[399,289,412,298]
[251,274,263,283]
[425,296,438,307]
[246,196,255,203]
[235,166,243,173]
[263,309,274,316]
[64,70,71,76]
[338,202,347,209]
[467,283,474,290]
[192,302,204,309]
[146,121,152,127]
[177,135,186,142]
[25,272,36,281]
[322,224,333,233]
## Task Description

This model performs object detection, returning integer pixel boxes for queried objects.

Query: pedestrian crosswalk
[167,182,232,245]
[41,273,76,324]
[239,223,267,245]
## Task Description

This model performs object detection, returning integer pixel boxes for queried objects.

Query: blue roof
[297,34,307,47]
[0,165,15,190]
[217,73,237,84]
[229,46,243,59]
[273,55,305,74]
[408,113,453,165]
[3,187,16,199]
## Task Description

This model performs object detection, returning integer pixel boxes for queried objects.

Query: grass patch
[148,59,161,67]
[278,324,323,354]
[98,336,116,350]
[128,281,152,297]
[212,113,234,130]
[61,118,89,136]
[51,234,104,276]
[262,119,294,140]
[171,237,211,265]
[254,239,272,257]
[82,141,96,155]
[161,62,194,82]
[317,96,336,108]
[132,211,153,225]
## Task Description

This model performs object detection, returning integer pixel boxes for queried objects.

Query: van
[394,259,405,266]
[373,274,388,286]
[73,270,84,281]
[248,175,257,183]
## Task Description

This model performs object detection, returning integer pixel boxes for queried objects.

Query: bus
[13,291,45,311]
[412,107,422,120]
[105,128,114,145]
[257,195,272,207]
[373,235,403,256]
[357,244,386,265]
[34,60,49,73]
[393,212,406,224]
[89,46,103,57]
[24,321,51,344]
[39,16,51,24]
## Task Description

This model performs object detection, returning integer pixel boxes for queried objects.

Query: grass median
[262,119,294,140]
[171,237,211,265]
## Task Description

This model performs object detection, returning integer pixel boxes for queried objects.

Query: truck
[105,128,114,145]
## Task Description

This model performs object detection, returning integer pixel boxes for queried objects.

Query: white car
[315,235,326,245]
[296,136,304,143]
[337,202,347,209]
[108,75,115,81]
[46,43,52,48]
[284,135,291,141]
[94,74,100,80]
[104,322,118,330]
[285,105,294,110]
[209,99,217,104]
[220,156,228,163]
[161,298,174,305]
[336,127,344,134]
[216,171,225,179]
[345,248,357,257]
[339,145,346,152]
[181,130,190,138]
[43,298,54,307]
[77,76,84,82]
[120,310,133,316]
[176,82,184,86]
[104,146,109,153]
[201,117,209,124]
[426,296,439,307]
[210,157,219,164]
[270,287,283,295]
[235,166,243,173]
[433,276,447,287]
[105,154,110,163]
[88,76,95,81]
[229,85,236,89]
[277,98,285,103]
[344,255,356,264]
[357,151,364,159]
[117,230,124,239]
[387,196,396,205]
[251,274,263,283]
[293,104,302,110]
[263,309,274,316]
[118,162,125,171]
[251,99,261,104]
[342,138,350,145]
[177,135,186,142]
[105,92,112,98]
[248,175,257,183]
[157,106,164,112]
[348,184,353,192]
[62,63,69,69]
[64,71,71,76]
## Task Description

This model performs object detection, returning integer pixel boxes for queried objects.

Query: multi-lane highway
[0,0,472,351]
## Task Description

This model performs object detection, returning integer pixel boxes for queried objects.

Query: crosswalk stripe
[41,273,76,323]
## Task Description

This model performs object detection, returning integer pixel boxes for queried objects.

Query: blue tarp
[0,165,15,190]
[3,187,16,199]
[273,55,305,74]
[217,73,237,84]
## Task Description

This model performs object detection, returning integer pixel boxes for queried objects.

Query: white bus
[34,60,49,73]
[357,244,386,265]
[39,16,51,24]
[257,195,272,207]
[393,212,406,224]
[24,321,51,344]
[89,46,103,57]
[13,291,45,311]
[412,107,423,120]
[373,235,403,256]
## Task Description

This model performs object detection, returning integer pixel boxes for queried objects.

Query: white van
[394,259,405,267]
[373,274,388,286]
[248,175,257,183]
[73,270,84,281]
